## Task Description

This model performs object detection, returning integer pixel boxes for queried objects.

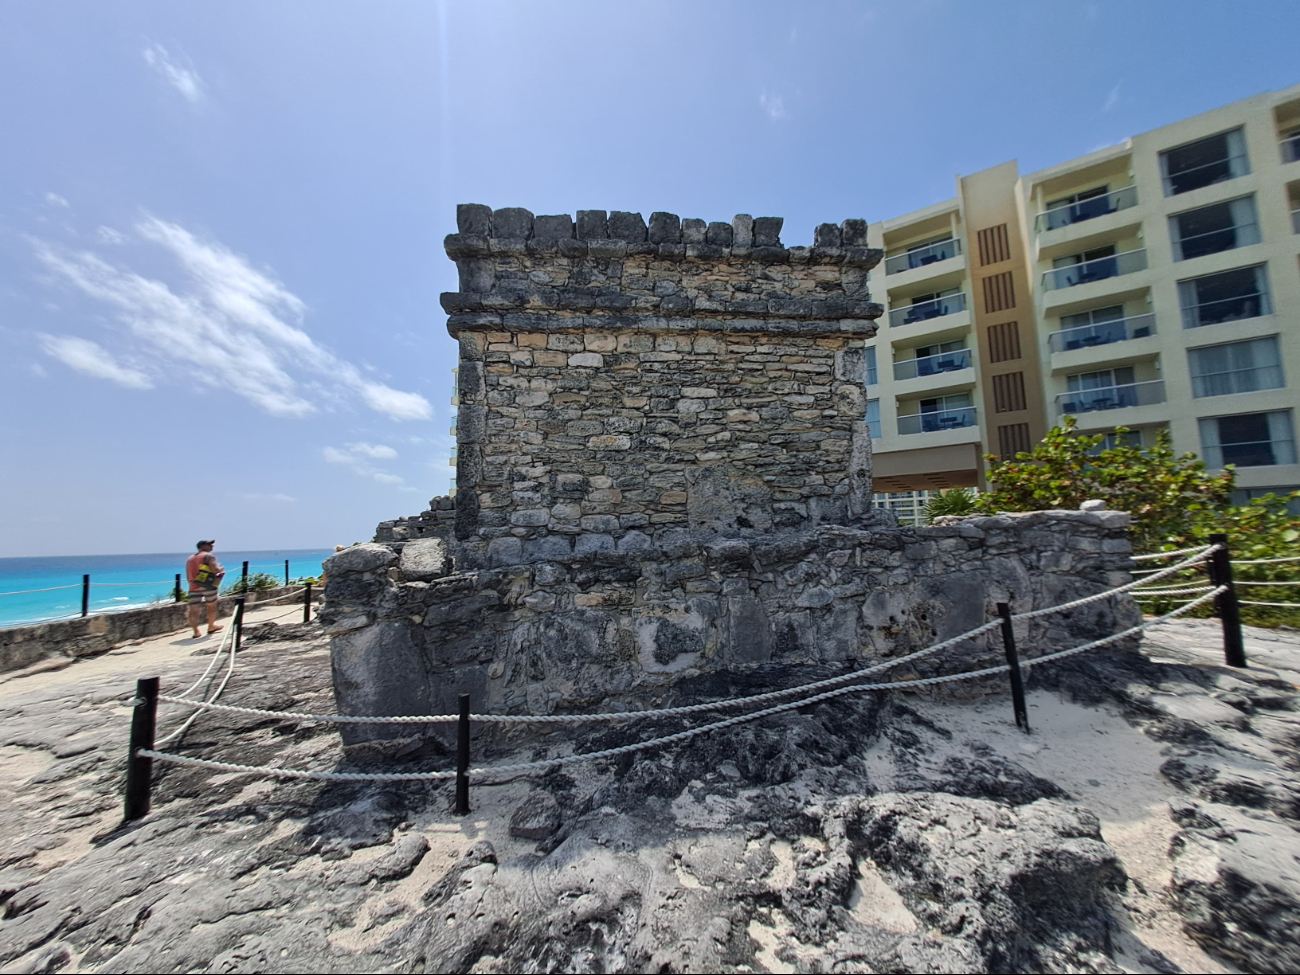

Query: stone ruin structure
[325,205,1139,743]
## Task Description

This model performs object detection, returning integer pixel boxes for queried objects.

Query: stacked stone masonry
[332,205,1139,740]
[443,204,885,569]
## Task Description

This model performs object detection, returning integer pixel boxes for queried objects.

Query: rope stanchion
[1207,533,1246,667]
[124,677,159,821]
[455,695,470,815]
[997,602,1029,732]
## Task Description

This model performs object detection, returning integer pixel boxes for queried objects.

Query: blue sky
[2,0,1297,557]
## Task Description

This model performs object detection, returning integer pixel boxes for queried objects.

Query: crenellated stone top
[446,203,882,267]
[442,204,884,336]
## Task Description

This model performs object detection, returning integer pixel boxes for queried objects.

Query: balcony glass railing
[1163,152,1249,196]
[1281,134,1300,164]
[1056,379,1165,415]
[888,291,967,327]
[897,406,978,435]
[1047,313,1156,353]
[1174,221,1261,261]
[1034,185,1138,233]
[1042,248,1147,291]
[1292,208,1300,234]
[1182,290,1272,329]
[884,237,962,275]
[893,348,972,381]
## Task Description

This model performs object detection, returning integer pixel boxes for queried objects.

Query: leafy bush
[923,488,978,523]
[974,417,1299,627]
[975,418,1233,552]
[224,572,281,594]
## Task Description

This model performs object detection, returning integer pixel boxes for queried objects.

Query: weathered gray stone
[575,210,608,239]
[814,222,841,247]
[325,543,398,577]
[533,214,574,239]
[508,791,562,840]
[840,217,868,245]
[647,211,681,244]
[705,221,733,246]
[753,216,783,246]
[731,213,753,247]
[399,538,448,581]
[607,211,647,242]
[457,203,492,235]
[492,207,533,238]
[681,218,707,243]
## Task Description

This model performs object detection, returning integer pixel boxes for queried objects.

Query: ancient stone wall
[442,205,883,569]
[325,509,1138,743]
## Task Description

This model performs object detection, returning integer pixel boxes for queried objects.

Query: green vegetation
[923,488,979,523]
[973,417,1299,627]
[224,571,281,594]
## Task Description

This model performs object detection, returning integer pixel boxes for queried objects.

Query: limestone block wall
[442,205,885,569]
[324,509,1139,744]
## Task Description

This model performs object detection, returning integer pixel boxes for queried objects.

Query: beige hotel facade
[866,82,1300,508]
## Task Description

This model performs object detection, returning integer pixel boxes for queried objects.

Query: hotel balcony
[886,292,971,344]
[1041,248,1149,313]
[1280,131,1300,165]
[1047,313,1161,373]
[897,405,979,437]
[1034,187,1142,261]
[1056,380,1166,426]
[882,238,966,290]
[892,349,975,397]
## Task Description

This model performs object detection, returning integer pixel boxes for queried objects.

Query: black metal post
[455,694,470,815]
[303,582,312,623]
[233,597,246,654]
[81,574,90,617]
[996,602,1030,732]
[241,560,249,585]
[1208,533,1246,668]
[284,559,290,586]
[174,573,182,603]
[124,676,159,821]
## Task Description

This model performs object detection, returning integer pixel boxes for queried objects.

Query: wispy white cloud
[233,491,296,503]
[1102,82,1121,113]
[759,90,788,121]
[38,334,153,390]
[45,192,70,209]
[323,443,405,485]
[97,226,127,245]
[346,441,398,459]
[142,43,204,104]
[33,216,431,421]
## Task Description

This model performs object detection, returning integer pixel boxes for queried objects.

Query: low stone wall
[0,586,315,674]
[323,509,1139,744]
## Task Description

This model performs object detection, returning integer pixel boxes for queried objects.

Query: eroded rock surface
[1,617,1298,973]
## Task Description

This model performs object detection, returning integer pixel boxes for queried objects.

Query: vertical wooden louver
[982,271,1016,313]
[997,423,1032,460]
[986,321,1021,363]
[977,224,1011,266]
[992,372,1027,413]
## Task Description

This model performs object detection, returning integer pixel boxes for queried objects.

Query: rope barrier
[155,613,239,748]
[1239,599,1300,608]
[1010,545,1215,622]
[0,584,81,596]
[91,580,177,587]
[137,588,1225,783]
[157,619,1005,726]
[1232,555,1300,565]
[1235,580,1300,588]
[1131,545,1215,562]
[0,612,83,629]
[1129,585,1216,597]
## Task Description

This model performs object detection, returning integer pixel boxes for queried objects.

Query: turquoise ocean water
[0,549,335,628]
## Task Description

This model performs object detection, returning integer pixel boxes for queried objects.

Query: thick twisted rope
[1131,545,1216,562]
[138,588,1223,783]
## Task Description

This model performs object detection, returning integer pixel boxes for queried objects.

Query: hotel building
[866,83,1300,506]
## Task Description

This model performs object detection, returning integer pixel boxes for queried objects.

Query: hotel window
[1170,196,1260,261]
[1159,127,1250,196]
[1199,410,1296,468]
[1188,336,1284,398]
[865,346,878,386]
[1043,186,1110,230]
[866,398,881,439]
[1178,264,1272,328]
[1066,366,1136,410]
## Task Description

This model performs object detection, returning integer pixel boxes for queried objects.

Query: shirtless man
[186,540,225,638]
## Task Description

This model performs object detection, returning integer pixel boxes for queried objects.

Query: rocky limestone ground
[0,609,1298,974]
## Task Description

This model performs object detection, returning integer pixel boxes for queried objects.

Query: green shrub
[923,488,978,523]
[224,572,280,594]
